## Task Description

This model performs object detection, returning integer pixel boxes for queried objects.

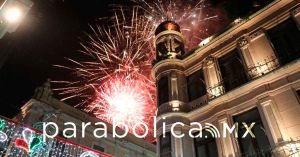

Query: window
[218,49,248,91]
[194,131,219,157]
[93,144,105,152]
[158,76,169,106]
[160,133,172,157]
[187,70,207,101]
[296,89,300,103]
[233,108,271,157]
[268,18,300,65]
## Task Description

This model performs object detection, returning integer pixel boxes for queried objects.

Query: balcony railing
[236,148,272,157]
[236,139,300,157]
[157,101,189,116]
[207,81,225,100]
[0,116,111,157]
[247,56,280,80]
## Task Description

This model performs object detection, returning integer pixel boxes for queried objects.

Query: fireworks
[54,7,156,138]
[54,0,229,141]
[91,77,153,132]
[134,0,229,51]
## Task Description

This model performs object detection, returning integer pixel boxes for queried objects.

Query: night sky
[0,0,272,118]
[0,0,132,117]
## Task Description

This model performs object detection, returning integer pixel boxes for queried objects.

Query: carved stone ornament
[204,55,215,67]
[238,37,249,47]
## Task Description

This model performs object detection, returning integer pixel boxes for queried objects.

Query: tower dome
[155,21,181,35]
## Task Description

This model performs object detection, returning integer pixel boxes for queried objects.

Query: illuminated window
[233,108,271,157]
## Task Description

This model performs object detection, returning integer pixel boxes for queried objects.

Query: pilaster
[203,56,224,99]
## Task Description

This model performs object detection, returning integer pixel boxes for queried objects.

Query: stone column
[217,116,239,157]
[238,36,253,67]
[258,99,287,145]
[203,56,224,99]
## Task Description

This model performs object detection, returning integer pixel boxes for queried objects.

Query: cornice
[151,59,185,79]
[183,0,293,70]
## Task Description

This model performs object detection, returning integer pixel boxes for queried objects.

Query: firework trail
[134,0,229,51]
[54,0,228,141]
[53,7,156,139]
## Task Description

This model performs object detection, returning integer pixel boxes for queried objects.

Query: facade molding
[187,59,300,121]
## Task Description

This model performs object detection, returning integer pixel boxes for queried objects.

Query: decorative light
[0,118,6,130]
[80,151,99,157]
[199,36,212,46]
[15,137,29,152]
[15,128,43,153]
[0,131,7,142]
[5,7,22,23]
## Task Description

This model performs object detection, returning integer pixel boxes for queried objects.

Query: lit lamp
[0,0,33,38]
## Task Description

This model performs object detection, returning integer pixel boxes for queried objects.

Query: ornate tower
[153,21,194,157]
[155,21,185,61]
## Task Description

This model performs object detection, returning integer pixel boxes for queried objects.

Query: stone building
[14,79,156,157]
[153,0,300,157]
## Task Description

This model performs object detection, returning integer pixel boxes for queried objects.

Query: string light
[80,151,99,157]
[0,117,110,157]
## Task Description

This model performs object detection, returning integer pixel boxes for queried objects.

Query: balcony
[188,58,300,111]
[247,56,280,80]
[235,139,300,157]
[157,101,189,116]
[206,81,225,100]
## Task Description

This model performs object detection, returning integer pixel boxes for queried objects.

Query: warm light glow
[5,7,22,23]
[199,37,211,46]
[171,101,180,111]
[166,22,176,30]
[234,18,243,24]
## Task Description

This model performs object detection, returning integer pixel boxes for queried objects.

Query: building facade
[14,80,156,157]
[153,0,300,157]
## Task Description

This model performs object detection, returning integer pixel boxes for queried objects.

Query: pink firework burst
[54,7,156,139]
[90,77,154,133]
[134,0,229,51]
